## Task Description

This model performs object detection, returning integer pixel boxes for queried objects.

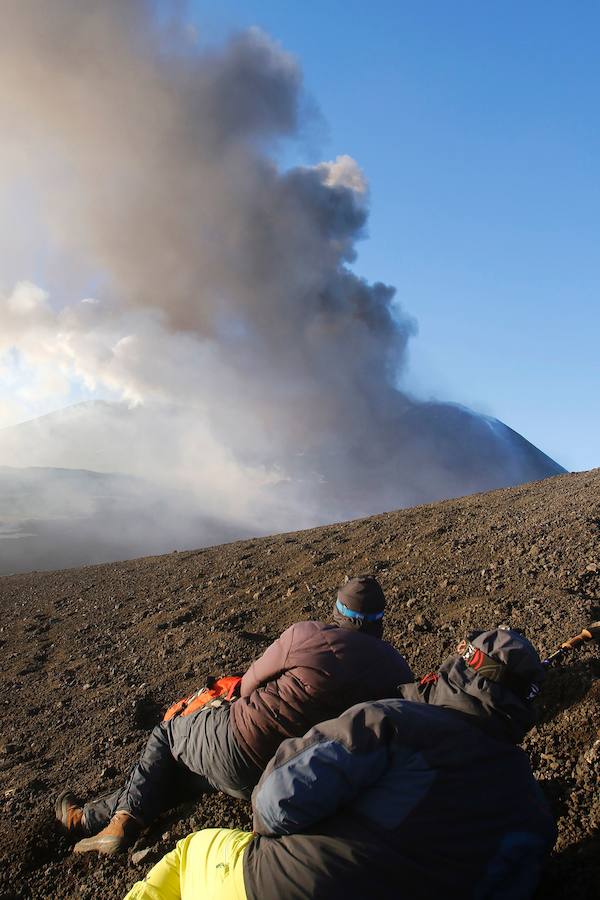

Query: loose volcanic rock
[0,468,599,898]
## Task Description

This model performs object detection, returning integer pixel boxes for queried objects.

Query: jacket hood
[401,628,544,744]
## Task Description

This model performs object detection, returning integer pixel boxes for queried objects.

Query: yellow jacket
[124,828,253,900]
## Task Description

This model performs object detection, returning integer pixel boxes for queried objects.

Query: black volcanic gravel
[0,469,599,898]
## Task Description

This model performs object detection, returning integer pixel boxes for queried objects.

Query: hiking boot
[55,789,87,838]
[73,811,140,855]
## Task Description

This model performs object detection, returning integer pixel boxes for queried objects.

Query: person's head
[333,575,386,638]
[431,626,545,742]
[455,627,544,706]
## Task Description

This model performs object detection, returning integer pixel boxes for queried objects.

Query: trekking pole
[542,622,600,667]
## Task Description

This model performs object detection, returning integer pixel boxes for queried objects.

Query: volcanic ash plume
[0,2,564,572]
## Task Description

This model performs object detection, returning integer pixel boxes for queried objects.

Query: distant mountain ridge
[0,400,566,574]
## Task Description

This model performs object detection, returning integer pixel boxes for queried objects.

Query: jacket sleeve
[381,640,414,687]
[240,624,296,697]
[252,701,397,836]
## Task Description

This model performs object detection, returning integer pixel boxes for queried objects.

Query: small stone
[414,614,432,633]
[584,739,600,765]
[27,777,47,793]
[132,848,153,865]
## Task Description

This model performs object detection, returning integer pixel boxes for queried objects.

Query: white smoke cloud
[0,281,293,525]
[0,2,563,573]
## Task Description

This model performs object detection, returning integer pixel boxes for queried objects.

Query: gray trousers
[82,702,261,833]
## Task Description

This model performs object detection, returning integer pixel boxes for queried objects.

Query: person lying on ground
[56,574,413,855]
[123,626,557,900]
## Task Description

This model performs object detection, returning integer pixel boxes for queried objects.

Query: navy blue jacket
[243,658,556,900]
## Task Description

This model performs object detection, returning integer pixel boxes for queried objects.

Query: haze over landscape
[0,1,581,574]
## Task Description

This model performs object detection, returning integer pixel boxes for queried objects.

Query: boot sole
[73,835,125,855]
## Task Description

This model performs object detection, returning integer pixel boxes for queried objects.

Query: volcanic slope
[0,469,599,900]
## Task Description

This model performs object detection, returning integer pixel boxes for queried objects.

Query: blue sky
[190,1,599,471]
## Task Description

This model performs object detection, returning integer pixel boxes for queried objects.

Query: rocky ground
[0,468,599,899]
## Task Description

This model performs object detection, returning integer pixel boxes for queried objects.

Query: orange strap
[163,676,242,723]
